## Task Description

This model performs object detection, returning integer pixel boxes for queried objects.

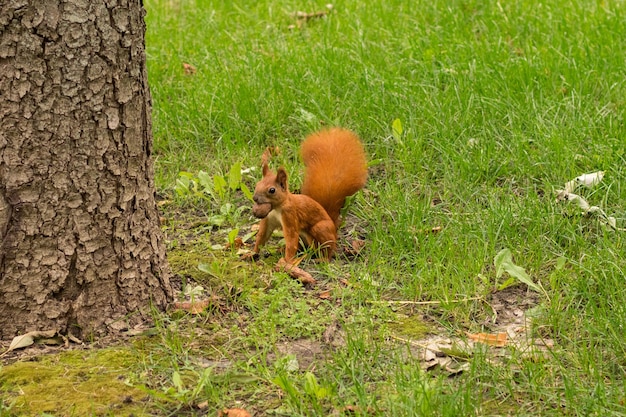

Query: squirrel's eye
[269,187,276,194]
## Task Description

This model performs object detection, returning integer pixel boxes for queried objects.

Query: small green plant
[167,368,213,407]
[303,371,331,402]
[493,248,549,299]
[174,162,253,206]
[174,162,253,226]
[227,227,240,248]
[271,370,333,415]
[207,202,247,227]
[391,118,404,145]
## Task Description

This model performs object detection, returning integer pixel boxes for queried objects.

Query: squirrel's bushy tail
[300,128,368,226]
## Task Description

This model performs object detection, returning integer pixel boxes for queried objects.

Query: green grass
[2,0,626,415]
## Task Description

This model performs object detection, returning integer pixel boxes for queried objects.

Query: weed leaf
[241,231,256,243]
[197,170,212,190]
[183,285,205,298]
[392,118,403,143]
[229,162,242,191]
[494,248,542,293]
[228,228,240,246]
[214,175,227,199]
[240,182,253,200]
[304,372,329,399]
[496,276,516,291]
[207,214,226,227]
[172,371,184,392]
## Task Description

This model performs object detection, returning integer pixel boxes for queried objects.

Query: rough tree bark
[0,0,173,339]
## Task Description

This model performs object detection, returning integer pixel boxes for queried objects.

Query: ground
[0,203,550,416]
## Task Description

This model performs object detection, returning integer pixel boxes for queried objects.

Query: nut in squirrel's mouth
[252,202,272,218]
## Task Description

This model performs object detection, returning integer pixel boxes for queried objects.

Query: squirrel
[250,127,368,264]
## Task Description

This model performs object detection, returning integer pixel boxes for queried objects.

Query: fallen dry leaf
[345,239,366,256]
[218,408,252,417]
[289,4,333,28]
[1,329,58,357]
[466,332,508,347]
[224,237,244,250]
[564,171,604,193]
[292,6,333,21]
[294,10,329,20]
[555,191,591,210]
[172,299,210,314]
[182,62,197,75]
[319,289,331,299]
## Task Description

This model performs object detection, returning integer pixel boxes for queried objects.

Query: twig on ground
[368,296,482,306]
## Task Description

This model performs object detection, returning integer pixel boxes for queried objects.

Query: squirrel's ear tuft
[262,162,270,176]
[276,167,288,191]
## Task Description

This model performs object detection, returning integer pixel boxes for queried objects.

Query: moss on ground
[0,348,150,416]
[387,314,430,340]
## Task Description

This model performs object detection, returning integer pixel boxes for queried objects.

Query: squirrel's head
[251,163,289,219]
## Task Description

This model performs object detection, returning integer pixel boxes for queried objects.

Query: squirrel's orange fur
[251,128,367,263]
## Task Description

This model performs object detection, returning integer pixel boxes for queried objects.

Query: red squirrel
[251,128,368,264]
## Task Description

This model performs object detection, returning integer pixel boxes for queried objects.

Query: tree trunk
[0,0,173,339]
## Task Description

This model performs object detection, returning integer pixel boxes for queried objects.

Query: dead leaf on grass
[467,332,508,347]
[344,239,366,256]
[556,190,590,210]
[555,170,623,231]
[218,408,252,417]
[182,62,197,75]
[172,299,210,314]
[563,171,604,193]
[390,334,472,375]
[319,289,331,299]
[1,329,58,357]
[289,4,334,28]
